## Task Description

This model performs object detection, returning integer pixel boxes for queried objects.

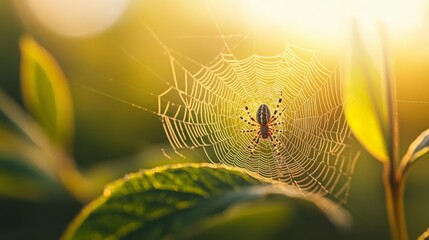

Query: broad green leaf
[20,36,74,148]
[178,187,350,240]
[63,163,350,240]
[86,147,201,190]
[343,25,390,162]
[401,128,429,172]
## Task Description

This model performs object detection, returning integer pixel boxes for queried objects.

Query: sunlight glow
[23,0,130,37]
[244,0,425,38]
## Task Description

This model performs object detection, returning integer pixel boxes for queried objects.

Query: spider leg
[240,129,258,133]
[240,116,258,126]
[247,131,261,157]
[271,135,287,152]
[269,108,287,124]
[268,131,281,153]
[268,91,285,124]
[271,129,287,133]
[267,131,288,181]
[270,134,290,171]
[270,135,295,183]
[270,121,285,126]
[244,105,257,123]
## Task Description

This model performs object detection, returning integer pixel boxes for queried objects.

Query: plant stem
[379,25,408,240]
[384,161,407,240]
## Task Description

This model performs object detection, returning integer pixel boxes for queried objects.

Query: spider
[240,93,287,156]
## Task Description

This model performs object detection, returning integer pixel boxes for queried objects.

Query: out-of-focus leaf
[343,24,390,162]
[0,156,63,201]
[63,163,350,240]
[0,91,60,176]
[401,129,429,173]
[0,90,96,201]
[20,36,74,148]
[0,124,65,201]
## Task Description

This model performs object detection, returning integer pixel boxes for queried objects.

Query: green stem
[384,161,407,240]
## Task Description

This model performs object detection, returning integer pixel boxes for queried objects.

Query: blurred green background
[1,0,429,239]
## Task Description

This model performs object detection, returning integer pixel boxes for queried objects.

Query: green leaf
[343,24,390,162]
[401,128,429,172]
[176,187,350,240]
[63,163,350,240]
[20,36,74,148]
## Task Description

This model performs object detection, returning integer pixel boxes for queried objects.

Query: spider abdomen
[256,104,271,139]
[256,104,271,125]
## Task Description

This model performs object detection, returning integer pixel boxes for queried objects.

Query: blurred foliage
[344,24,390,163]
[0,0,21,102]
[63,164,350,240]
[20,36,74,149]
[0,90,65,200]
[401,129,429,173]
[0,124,64,201]
[345,23,429,240]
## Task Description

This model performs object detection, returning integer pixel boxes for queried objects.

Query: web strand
[158,44,359,204]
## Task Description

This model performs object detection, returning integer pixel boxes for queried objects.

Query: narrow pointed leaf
[63,163,350,240]
[20,36,74,148]
[343,25,390,162]
[402,129,429,170]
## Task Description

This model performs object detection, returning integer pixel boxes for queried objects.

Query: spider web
[157,41,359,204]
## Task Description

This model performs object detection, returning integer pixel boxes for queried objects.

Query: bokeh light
[244,0,425,39]
[21,0,130,37]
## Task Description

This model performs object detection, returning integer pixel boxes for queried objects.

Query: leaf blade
[344,24,390,162]
[20,36,74,148]
[401,128,429,172]
[63,163,350,240]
